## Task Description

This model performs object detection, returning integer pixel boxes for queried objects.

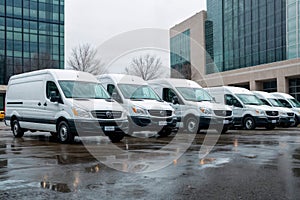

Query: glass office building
[0,0,64,84]
[287,0,300,59]
[0,0,64,110]
[206,0,287,73]
[170,29,191,79]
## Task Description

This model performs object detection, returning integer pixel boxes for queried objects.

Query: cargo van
[5,69,128,143]
[252,91,295,127]
[148,79,233,134]
[271,92,300,127]
[205,86,279,130]
[97,74,177,137]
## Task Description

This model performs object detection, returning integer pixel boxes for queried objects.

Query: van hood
[72,99,124,112]
[245,105,277,111]
[196,101,232,111]
[129,99,174,111]
[275,107,294,114]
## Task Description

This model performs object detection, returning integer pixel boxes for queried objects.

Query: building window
[289,78,300,101]
[262,80,277,92]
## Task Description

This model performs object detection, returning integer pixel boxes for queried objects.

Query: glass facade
[289,78,300,100]
[206,0,287,74]
[170,29,191,79]
[0,0,64,84]
[287,0,300,59]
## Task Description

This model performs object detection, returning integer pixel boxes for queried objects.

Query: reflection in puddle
[40,181,71,193]
[85,164,101,173]
[200,158,216,165]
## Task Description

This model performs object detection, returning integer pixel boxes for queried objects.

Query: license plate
[176,122,184,128]
[104,126,115,131]
[272,120,277,124]
[223,120,229,124]
[290,118,295,122]
[159,121,167,126]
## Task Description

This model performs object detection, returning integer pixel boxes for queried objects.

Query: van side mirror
[172,96,179,105]
[50,91,60,103]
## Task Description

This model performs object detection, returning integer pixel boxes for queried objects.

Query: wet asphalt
[0,123,300,200]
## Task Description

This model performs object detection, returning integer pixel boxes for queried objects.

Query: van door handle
[38,102,41,106]
[44,102,47,106]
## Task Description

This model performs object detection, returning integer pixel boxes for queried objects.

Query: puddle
[40,181,71,193]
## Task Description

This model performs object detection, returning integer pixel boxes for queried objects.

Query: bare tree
[68,43,107,75]
[125,54,165,80]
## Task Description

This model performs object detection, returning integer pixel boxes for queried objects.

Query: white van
[148,78,233,134]
[271,92,300,127]
[252,91,295,127]
[205,86,279,130]
[5,69,128,143]
[97,74,177,137]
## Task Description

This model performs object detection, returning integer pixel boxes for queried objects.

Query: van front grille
[91,110,122,119]
[287,112,294,117]
[214,110,232,117]
[266,111,279,116]
[148,110,172,117]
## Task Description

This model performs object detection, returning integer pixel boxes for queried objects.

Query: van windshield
[176,87,213,102]
[118,84,161,100]
[289,98,300,108]
[236,94,263,105]
[267,98,284,107]
[59,81,110,99]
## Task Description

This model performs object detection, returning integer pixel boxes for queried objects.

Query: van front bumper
[278,116,294,127]
[129,116,177,131]
[199,116,233,129]
[254,116,279,127]
[69,119,128,136]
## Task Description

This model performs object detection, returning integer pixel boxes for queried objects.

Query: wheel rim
[13,123,18,135]
[59,125,68,141]
[187,118,197,133]
[245,119,253,129]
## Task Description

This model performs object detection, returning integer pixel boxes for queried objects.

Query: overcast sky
[65,0,206,73]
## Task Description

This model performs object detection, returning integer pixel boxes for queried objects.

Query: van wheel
[58,121,74,144]
[108,133,124,143]
[243,116,256,130]
[185,115,199,134]
[158,128,172,137]
[12,119,24,138]
[292,117,299,127]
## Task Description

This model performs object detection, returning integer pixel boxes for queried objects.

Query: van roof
[205,86,253,95]
[97,74,146,85]
[9,69,98,83]
[271,92,295,99]
[148,78,202,88]
[252,91,277,99]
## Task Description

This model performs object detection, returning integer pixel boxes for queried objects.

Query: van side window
[107,84,122,103]
[46,81,61,101]
[225,94,242,107]
[163,88,177,103]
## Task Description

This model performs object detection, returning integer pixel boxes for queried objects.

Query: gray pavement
[0,123,300,199]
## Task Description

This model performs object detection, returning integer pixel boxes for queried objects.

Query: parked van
[148,78,233,134]
[205,86,279,130]
[5,69,128,143]
[252,91,295,127]
[271,92,300,127]
[97,74,177,137]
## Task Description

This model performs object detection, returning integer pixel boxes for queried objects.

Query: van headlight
[200,107,213,115]
[132,106,148,116]
[255,109,265,115]
[279,112,288,116]
[72,107,91,118]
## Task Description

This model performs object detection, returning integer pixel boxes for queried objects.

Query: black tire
[265,124,276,130]
[12,119,24,138]
[57,121,74,144]
[243,116,256,130]
[158,128,172,137]
[185,115,199,134]
[292,117,299,127]
[108,133,125,143]
[50,132,58,138]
